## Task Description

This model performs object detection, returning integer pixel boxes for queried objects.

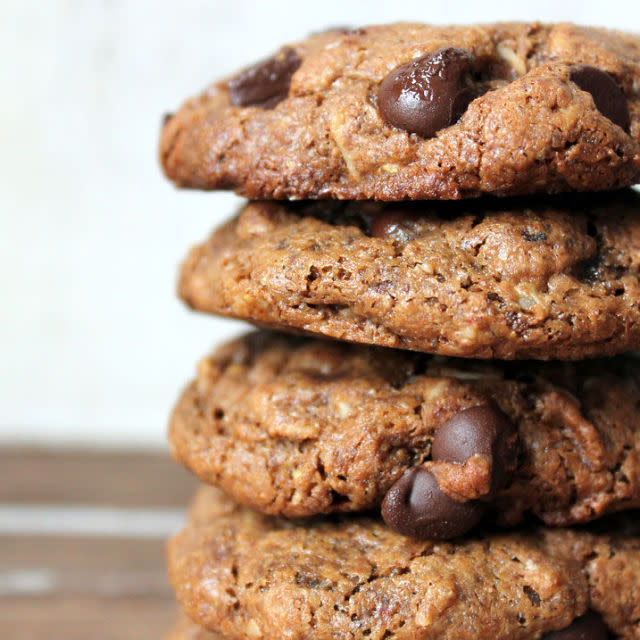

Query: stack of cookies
[160,23,640,640]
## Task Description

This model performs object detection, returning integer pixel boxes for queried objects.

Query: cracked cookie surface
[167,486,640,640]
[179,192,640,360]
[161,23,640,200]
[170,331,640,525]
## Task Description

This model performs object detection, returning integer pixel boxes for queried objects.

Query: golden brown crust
[178,193,640,360]
[167,486,640,640]
[161,23,640,200]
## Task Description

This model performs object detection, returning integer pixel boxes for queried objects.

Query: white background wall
[2,1,638,448]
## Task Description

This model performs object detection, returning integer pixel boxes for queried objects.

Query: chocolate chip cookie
[167,486,640,640]
[161,23,640,200]
[170,331,640,537]
[178,192,640,360]
[167,610,617,640]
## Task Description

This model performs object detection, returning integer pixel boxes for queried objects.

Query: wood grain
[2,596,178,640]
[1,448,196,507]
[0,448,197,640]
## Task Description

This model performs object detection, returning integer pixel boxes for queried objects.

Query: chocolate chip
[228,48,301,109]
[162,112,174,126]
[381,468,485,540]
[570,65,630,132]
[378,47,476,138]
[543,611,610,640]
[369,209,419,241]
[523,585,541,607]
[432,403,518,497]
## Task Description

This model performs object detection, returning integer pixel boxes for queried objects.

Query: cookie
[168,486,640,640]
[160,23,640,200]
[178,192,640,360]
[166,615,615,640]
[165,614,615,640]
[170,331,640,534]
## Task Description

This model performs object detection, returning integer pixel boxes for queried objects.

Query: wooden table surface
[0,448,198,640]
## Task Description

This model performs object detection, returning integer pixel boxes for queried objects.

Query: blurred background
[1,1,638,448]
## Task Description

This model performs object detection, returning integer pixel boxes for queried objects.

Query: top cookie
[161,23,640,200]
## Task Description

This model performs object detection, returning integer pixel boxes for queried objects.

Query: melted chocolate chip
[229,48,301,109]
[570,65,630,132]
[381,467,485,540]
[431,403,518,497]
[378,47,476,138]
[543,611,610,640]
[369,209,420,241]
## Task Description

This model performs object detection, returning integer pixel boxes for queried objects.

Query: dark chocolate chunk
[432,403,518,497]
[570,65,630,132]
[162,112,174,126]
[381,467,485,540]
[229,48,301,109]
[543,610,610,640]
[369,208,419,241]
[378,47,476,137]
